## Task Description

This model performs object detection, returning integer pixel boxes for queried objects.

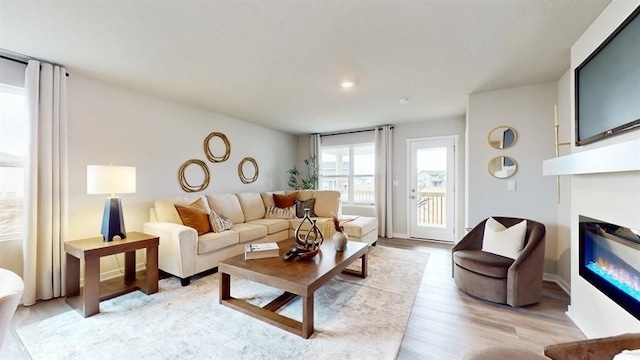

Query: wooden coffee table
[219,237,369,338]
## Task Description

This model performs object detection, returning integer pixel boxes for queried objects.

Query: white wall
[63,74,296,279]
[555,70,572,291]
[466,82,558,274]
[567,0,640,337]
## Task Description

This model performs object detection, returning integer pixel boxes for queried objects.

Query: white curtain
[375,125,393,238]
[22,60,68,306]
[309,133,321,189]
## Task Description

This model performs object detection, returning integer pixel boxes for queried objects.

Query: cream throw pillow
[482,217,527,260]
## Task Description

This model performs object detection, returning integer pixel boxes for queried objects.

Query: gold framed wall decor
[204,132,231,163]
[178,159,211,192]
[487,126,517,150]
[238,157,259,184]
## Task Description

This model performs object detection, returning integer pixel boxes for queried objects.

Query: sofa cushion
[342,216,378,238]
[265,205,295,219]
[273,192,298,208]
[482,217,527,260]
[247,219,289,234]
[197,231,239,255]
[236,192,266,221]
[230,223,268,243]
[295,198,316,218]
[155,195,210,224]
[210,210,233,233]
[453,249,513,279]
[290,217,330,233]
[206,194,245,224]
[312,190,340,217]
[289,190,313,200]
[174,204,212,236]
[260,191,284,208]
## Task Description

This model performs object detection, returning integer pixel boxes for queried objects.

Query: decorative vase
[332,231,348,252]
[293,208,323,250]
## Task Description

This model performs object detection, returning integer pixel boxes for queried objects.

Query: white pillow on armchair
[481,217,527,260]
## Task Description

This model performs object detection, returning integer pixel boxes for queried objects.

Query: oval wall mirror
[488,126,517,149]
[488,156,517,179]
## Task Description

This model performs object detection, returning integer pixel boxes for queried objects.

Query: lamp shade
[87,165,136,195]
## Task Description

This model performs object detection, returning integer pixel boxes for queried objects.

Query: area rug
[17,245,429,360]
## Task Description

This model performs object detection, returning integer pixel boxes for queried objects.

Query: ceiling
[0,0,610,135]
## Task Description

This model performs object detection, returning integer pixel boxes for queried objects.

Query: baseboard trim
[100,262,147,282]
[77,262,148,287]
[555,275,571,296]
[393,233,410,239]
[543,273,571,296]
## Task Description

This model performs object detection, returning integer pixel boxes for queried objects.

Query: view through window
[320,143,375,205]
[0,84,26,242]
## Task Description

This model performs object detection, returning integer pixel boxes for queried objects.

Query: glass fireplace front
[579,215,640,320]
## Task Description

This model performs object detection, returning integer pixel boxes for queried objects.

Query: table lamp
[87,165,136,241]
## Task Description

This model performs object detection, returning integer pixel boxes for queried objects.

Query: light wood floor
[378,238,586,359]
[2,238,585,359]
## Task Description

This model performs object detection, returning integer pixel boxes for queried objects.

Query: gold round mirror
[488,126,517,149]
[488,156,517,179]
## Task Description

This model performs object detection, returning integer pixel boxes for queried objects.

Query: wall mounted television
[575,5,640,146]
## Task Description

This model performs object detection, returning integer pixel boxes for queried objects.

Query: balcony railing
[351,189,445,226]
[417,190,446,226]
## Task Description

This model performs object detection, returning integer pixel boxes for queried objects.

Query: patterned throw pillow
[209,210,233,233]
[295,198,316,218]
[265,205,295,219]
[174,204,212,236]
[273,192,298,208]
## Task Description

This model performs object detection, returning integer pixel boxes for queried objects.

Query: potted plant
[287,155,318,190]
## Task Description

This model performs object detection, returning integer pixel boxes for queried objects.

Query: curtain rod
[0,54,28,65]
[320,125,394,137]
[0,52,70,77]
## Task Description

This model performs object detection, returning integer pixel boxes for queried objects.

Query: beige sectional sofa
[143,190,378,285]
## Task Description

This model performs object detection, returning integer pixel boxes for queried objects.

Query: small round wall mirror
[488,126,517,149]
[488,156,517,179]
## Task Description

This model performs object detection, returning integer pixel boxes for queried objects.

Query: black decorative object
[284,208,323,261]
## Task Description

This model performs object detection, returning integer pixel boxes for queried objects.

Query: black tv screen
[575,5,640,146]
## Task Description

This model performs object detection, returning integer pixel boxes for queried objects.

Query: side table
[64,231,159,317]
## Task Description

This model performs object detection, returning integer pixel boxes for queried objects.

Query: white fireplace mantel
[543,138,640,176]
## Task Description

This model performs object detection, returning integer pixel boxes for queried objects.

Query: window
[0,84,27,242]
[320,143,375,205]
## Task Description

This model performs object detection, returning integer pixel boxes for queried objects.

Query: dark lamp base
[101,197,126,241]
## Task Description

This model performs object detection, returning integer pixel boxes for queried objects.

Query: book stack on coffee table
[244,242,279,260]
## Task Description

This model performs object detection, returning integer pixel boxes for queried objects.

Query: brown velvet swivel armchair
[452,217,546,307]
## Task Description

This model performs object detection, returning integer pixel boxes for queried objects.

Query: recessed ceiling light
[341,81,354,89]
[399,97,410,104]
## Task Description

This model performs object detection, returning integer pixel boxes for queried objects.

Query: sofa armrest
[544,333,640,360]
[143,221,197,279]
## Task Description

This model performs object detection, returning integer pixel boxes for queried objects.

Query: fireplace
[579,215,640,320]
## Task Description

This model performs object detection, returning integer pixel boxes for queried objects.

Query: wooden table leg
[342,252,369,278]
[124,251,135,285]
[361,252,368,278]
[83,256,101,317]
[302,293,314,339]
[146,246,159,294]
[220,272,231,303]
[65,253,80,297]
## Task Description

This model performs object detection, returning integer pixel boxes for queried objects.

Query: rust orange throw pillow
[175,204,212,236]
[273,192,298,208]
